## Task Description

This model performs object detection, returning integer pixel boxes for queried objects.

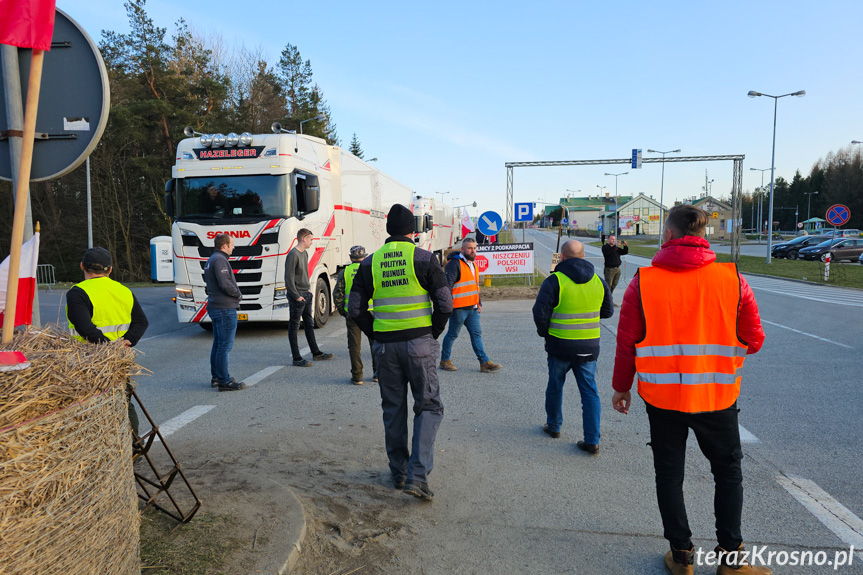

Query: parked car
[771,235,831,259]
[840,229,861,237]
[799,238,863,262]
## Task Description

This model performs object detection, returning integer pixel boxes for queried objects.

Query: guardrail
[37,264,56,291]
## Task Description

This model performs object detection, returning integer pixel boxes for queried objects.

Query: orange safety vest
[635,262,748,413]
[452,259,480,308]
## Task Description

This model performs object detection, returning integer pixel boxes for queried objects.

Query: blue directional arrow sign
[514,202,533,222]
[477,211,503,236]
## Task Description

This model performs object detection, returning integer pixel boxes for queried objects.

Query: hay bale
[0,326,141,575]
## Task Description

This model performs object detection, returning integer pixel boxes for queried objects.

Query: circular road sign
[0,8,110,182]
[826,204,851,227]
[477,211,503,236]
[797,222,803,229]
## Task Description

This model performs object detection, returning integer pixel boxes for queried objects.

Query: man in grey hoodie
[533,240,613,452]
[204,233,245,391]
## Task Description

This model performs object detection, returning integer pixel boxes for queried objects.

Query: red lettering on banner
[206,230,252,239]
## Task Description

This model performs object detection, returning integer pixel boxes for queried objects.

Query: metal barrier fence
[37,264,56,291]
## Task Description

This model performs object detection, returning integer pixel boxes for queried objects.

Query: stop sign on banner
[475,256,489,273]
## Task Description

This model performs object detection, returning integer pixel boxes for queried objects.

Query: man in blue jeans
[532,240,613,452]
[439,238,501,373]
[204,233,245,391]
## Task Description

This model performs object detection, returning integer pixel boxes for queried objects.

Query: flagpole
[3,49,44,343]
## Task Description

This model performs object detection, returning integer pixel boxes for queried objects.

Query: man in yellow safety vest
[66,247,149,433]
[532,240,613,453]
[350,204,453,501]
[334,245,377,385]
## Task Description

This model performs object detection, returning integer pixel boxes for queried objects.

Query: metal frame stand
[131,389,202,523]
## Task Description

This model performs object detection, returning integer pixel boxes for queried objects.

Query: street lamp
[750,167,771,244]
[436,191,451,203]
[747,89,806,263]
[298,114,326,134]
[647,149,680,247]
[596,185,608,233]
[804,191,819,226]
[852,140,862,144]
[604,172,628,235]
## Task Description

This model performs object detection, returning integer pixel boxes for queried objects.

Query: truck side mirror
[164,179,175,219]
[304,176,320,214]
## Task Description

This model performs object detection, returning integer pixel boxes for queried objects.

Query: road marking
[777,474,863,562]
[762,320,853,349]
[327,326,347,339]
[242,365,284,387]
[148,405,215,440]
[738,424,760,443]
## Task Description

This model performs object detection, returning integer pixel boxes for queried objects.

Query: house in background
[684,196,733,241]
[615,193,667,236]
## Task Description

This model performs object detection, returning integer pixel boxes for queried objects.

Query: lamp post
[436,191,451,203]
[804,191,819,228]
[604,172,628,236]
[298,114,326,134]
[852,140,862,144]
[750,167,771,244]
[748,89,806,263]
[647,149,680,247]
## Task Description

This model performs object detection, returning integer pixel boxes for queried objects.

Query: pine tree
[349,133,364,159]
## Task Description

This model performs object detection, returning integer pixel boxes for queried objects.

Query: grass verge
[140,510,246,575]
[588,240,863,289]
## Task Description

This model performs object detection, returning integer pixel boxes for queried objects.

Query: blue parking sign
[515,202,533,222]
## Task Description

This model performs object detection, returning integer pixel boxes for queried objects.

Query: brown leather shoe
[439,360,457,371]
[664,546,694,575]
[715,545,773,575]
[480,361,502,373]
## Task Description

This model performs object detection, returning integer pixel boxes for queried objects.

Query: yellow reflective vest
[547,272,604,341]
[371,242,432,333]
[67,276,134,342]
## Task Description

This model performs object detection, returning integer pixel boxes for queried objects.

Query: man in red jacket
[611,205,768,575]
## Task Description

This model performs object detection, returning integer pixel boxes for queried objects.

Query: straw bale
[0,326,141,575]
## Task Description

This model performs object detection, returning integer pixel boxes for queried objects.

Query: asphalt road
[37,254,863,572]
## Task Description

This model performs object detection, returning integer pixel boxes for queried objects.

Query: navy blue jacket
[532,256,614,362]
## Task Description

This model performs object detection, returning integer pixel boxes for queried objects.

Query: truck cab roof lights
[199,134,214,147]
[212,133,227,147]
[239,132,253,146]
[263,148,278,157]
[226,133,240,147]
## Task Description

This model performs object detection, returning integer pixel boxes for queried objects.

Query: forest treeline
[1,0,861,281]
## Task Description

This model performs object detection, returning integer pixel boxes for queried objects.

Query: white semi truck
[165,126,413,328]
[410,195,457,263]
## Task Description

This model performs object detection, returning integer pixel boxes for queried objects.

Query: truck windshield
[175,175,290,221]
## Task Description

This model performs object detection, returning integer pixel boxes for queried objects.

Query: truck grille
[198,245,263,258]
[239,303,262,311]
[199,260,262,271]
[239,285,262,295]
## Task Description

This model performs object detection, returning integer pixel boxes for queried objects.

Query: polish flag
[0,0,57,50]
[461,207,475,238]
[0,233,40,326]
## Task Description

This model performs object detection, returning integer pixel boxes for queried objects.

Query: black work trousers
[646,402,743,551]
[289,291,320,361]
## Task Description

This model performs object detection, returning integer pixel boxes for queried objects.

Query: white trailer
[166,128,413,328]
[410,195,456,263]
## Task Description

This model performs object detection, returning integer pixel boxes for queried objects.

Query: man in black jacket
[204,233,245,391]
[350,204,453,501]
[601,234,628,295]
[533,240,613,453]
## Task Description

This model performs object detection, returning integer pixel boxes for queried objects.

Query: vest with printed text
[371,242,432,333]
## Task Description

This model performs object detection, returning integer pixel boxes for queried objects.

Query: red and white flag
[0,0,57,50]
[461,207,475,238]
[0,233,40,326]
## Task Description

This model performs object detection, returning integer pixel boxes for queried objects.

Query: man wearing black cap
[350,204,453,501]
[66,247,149,432]
[334,245,377,385]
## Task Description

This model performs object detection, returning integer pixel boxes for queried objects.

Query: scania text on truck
[165,125,413,328]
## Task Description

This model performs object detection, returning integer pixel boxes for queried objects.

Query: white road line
[762,320,854,349]
[242,365,285,387]
[777,474,863,562]
[299,346,310,356]
[147,405,215,440]
[738,424,760,444]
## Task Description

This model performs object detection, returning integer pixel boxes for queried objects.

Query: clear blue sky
[60,0,863,221]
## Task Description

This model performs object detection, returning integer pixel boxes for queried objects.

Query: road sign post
[824,204,851,282]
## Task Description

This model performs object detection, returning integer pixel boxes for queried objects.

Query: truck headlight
[274,287,287,300]
[176,287,194,301]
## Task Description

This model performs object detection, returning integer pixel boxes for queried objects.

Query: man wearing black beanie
[350,203,453,501]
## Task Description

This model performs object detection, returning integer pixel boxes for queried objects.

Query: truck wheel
[314,276,330,328]
[199,322,213,331]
